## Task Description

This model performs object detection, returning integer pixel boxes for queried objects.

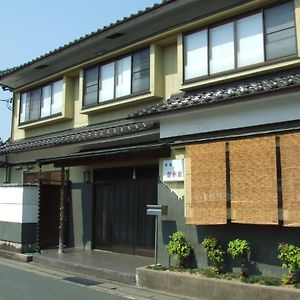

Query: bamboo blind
[280,133,300,227]
[185,142,227,225]
[230,137,278,225]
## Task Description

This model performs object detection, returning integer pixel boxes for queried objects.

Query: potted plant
[202,237,225,274]
[228,239,250,278]
[167,231,192,268]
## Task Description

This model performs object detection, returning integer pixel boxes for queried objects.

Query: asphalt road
[0,257,189,300]
[0,259,123,300]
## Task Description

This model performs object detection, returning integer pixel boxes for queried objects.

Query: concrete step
[32,254,137,285]
[0,249,33,263]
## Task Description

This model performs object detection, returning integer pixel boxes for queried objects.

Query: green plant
[167,231,193,268]
[278,243,300,284]
[227,239,251,277]
[241,275,281,286]
[201,237,225,274]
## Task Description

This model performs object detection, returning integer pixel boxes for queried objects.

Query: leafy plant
[201,237,225,274]
[278,243,300,284]
[227,239,251,277]
[167,231,192,268]
[241,275,281,286]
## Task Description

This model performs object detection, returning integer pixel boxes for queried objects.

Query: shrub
[227,239,251,277]
[167,231,192,268]
[201,237,225,274]
[241,275,281,286]
[278,243,300,284]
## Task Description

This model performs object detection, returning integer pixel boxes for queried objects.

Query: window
[20,79,63,124]
[83,48,150,107]
[184,1,296,81]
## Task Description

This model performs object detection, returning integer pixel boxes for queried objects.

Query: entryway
[93,166,158,256]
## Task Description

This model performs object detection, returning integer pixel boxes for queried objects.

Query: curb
[0,249,33,263]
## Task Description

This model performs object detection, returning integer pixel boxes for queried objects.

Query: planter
[136,267,300,300]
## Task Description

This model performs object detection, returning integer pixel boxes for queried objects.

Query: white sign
[163,159,184,182]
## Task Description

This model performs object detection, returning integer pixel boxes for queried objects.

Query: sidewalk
[32,248,153,285]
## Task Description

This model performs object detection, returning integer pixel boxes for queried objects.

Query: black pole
[58,167,65,254]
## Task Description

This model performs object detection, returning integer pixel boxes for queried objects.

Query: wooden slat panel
[280,133,300,227]
[185,142,227,225]
[230,137,278,225]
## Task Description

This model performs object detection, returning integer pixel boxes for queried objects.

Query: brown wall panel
[230,137,278,225]
[185,142,227,225]
[280,133,300,227]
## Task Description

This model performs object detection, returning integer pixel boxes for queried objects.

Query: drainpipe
[58,166,65,254]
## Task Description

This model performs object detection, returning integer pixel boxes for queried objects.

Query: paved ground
[0,257,193,300]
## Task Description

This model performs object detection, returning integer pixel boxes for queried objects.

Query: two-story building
[1,0,300,276]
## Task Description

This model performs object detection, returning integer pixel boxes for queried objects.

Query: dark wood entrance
[94,166,157,256]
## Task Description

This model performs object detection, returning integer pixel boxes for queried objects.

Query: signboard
[163,159,184,182]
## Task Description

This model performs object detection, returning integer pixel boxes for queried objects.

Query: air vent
[106,32,125,39]
[34,64,50,70]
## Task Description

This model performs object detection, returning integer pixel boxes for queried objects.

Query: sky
[0,0,162,141]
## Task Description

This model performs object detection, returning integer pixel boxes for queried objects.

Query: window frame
[19,78,63,125]
[82,47,150,109]
[183,0,297,84]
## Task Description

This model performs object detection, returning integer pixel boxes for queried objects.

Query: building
[1,0,300,276]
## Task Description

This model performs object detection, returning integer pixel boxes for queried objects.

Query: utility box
[146,204,168,216]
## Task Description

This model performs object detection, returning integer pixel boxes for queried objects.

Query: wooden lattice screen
[185,142,227,225]
[280,133,300,227]
[230,137,278,225]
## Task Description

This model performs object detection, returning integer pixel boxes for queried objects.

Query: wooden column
[58,166,65,254]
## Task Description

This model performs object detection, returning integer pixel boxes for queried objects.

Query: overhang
[37,143,170,167]
[0,0,247,90]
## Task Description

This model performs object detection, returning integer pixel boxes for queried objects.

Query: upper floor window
[20,79,63,124]
[184,1,296,81]
[83,48,150,107]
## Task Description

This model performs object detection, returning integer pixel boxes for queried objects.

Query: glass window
[210,22,234,74]
[265,2,296,60]
[184,30,208,80]
[116,56,131,98]
[41,85,52,118]
[99,62,115,102]
[84,66,98,106]
[183,1,296,81]
[51,80,63,115]
[20,93,29,123]
[29,89,41,121]
[132,48,150,93]
[237,13,264,67]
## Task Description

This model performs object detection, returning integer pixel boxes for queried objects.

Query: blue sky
[0,0,161,141]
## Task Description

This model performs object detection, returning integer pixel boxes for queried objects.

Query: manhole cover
[62,276,102,286]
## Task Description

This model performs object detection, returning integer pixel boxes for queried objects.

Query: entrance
[94,166,157,256]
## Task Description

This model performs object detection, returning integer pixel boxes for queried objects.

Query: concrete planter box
[137,267,300,300]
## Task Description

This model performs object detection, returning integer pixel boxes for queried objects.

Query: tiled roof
[0,0,174,78]
[0,120,158,155]
[130,69,300,118]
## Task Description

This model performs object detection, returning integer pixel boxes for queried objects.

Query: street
[0,257,189,300]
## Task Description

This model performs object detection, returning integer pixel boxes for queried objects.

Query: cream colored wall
[163,44,180,100]
[0,168,6,183]
[10,168,22,184]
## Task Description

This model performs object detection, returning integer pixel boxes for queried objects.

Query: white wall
[160,91,300,139]
[0,186,38,223]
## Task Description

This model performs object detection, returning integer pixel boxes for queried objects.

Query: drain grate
[62,276,102,286]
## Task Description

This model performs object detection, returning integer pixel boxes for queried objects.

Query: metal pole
[58,166,65,254]
[155,215,158,265]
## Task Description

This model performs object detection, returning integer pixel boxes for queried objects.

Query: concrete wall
[0,185,38,252]
[157,183,300,277]
[68,183,93,250]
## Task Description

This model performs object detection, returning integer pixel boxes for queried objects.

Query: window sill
[81,91,160,115]
[18,114,71,129]
[181,57,300,92]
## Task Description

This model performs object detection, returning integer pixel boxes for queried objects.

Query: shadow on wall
[158,182,300,276]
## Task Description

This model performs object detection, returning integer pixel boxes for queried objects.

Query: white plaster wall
[0,186,38,223]
[160,91,300,139]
